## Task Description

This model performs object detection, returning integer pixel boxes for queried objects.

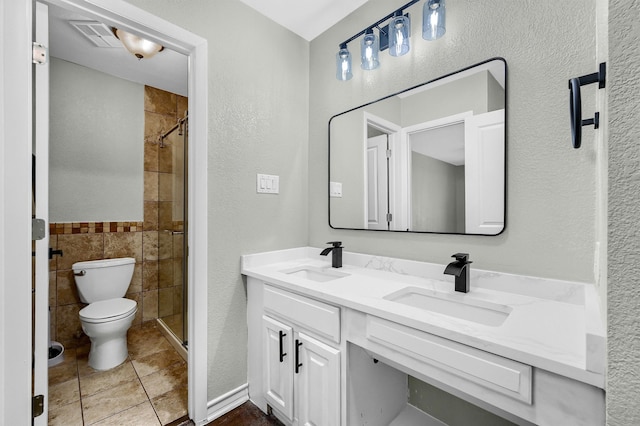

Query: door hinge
[386,149,392,158]
[32,395,44,418]
[32,42,48,65]
[32,218,46,241]
[386,213,393,222]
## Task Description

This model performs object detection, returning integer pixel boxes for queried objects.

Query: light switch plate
[330,181,342,198]
[257,174,279,194]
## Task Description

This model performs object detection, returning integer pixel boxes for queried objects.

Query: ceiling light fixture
[112,28,164,60]
[335,0,446,80]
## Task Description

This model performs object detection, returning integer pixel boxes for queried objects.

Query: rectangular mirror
[329,58,506,235]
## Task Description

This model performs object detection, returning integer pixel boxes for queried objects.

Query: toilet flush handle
[74,270,86,277]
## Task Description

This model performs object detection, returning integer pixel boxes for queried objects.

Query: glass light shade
[336,46,353,81]
[114,28,164,59]
[360,30,380,70]
[423,0,446,41]
[389,14,411,57]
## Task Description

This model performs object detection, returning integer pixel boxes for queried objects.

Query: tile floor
[48,321,188,425]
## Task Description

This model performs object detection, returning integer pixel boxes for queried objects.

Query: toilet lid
[80,298,137,323]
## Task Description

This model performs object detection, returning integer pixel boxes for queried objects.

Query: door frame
[1,0,210,423]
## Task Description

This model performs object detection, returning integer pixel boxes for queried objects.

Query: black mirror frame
[327,57,508,236]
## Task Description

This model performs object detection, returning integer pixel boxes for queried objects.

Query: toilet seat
[80,298,137,324]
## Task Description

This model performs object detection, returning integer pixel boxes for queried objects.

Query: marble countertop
[241,247,605,389]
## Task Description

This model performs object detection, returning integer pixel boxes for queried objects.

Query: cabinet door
[263,315,294,421]
[295,332,341,426]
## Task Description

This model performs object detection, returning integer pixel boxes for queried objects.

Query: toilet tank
[72,258,136,303]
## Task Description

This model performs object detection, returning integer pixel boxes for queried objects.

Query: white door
[295,332,340,426]
[263,316,294,421]
[33,3,50,425]
[464,109,505,234]
[366,135,389,230]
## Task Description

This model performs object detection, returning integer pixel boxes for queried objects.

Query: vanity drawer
[366,316,532,404]
[264,285,340,344]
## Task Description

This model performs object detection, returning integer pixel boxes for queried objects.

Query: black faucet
[320,241,343,268]
[443,253,472,293]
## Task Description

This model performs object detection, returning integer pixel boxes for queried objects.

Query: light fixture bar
[338,0,420,48]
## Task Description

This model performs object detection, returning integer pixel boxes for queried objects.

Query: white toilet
[72,257,138,371]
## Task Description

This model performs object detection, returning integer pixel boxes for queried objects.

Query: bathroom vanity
[242,248,605,426]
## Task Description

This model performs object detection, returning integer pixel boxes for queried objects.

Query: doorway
[31,1,208,424]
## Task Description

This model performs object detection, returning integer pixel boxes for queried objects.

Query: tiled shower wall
[49,86,187,349]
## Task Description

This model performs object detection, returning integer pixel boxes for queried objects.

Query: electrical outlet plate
[257,174,279,194]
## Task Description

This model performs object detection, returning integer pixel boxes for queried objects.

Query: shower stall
[157,114,188,349]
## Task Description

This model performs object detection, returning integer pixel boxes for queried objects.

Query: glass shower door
[158,118,188,346]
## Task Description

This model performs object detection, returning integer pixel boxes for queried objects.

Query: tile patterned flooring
[48,322,188,425]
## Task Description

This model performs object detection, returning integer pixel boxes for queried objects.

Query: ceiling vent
[69,21,121,48]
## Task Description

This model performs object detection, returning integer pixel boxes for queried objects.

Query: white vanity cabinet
[249,279,341,425]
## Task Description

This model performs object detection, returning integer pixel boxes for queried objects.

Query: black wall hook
[568,62,606,149]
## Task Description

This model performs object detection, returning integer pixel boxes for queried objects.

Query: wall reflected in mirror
[329,58,506,235]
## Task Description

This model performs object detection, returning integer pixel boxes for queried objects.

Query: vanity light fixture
[112,28,164,60]
[360,28,380,70]
[336,43,353,81]
[335,0,447,80]
[422,0,446,41]
[389,11,411,57]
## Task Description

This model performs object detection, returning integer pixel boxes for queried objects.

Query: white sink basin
[280,265,350,283]
[384,286,511,327]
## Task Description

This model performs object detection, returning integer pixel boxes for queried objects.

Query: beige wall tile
[172,234,183,259]
[144,141,159,172]
[50,234,58,271]
[144,86,177,115]
[104,231,142,262]
[142,290,158,322]
[158,259,173,289]
[176,95,188,119]
[142,231,159,261]
[144,171,158,202]
[158,172,173,201]
[158,287,174,317]
[56,270,81,306]
[158,231,172,260]
[49,271,57,307]
[57,233,104,270]
[173,285,183,314]
[158,202,173,231]
[56,304,89,349]
[128,293,142,326]
[142,261,159,291]
[144,201,159,231]
[127,263,143,295]
[158,145,173,173]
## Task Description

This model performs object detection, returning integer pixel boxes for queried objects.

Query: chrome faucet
[443,253,472,293]
[320,241,343,268]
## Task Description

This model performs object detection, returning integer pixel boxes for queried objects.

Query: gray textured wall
[49,58,144,222]
[311,0,598,283]
[607,0,640,423]
[125,0,310,402]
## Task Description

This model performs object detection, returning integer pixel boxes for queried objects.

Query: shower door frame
[37,0,209,423]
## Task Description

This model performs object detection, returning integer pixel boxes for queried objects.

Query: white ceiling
[47,1,363,96]
[48,3,188,96]
[238,0,369,41]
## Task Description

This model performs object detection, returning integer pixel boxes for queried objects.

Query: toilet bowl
[72,258,137,371]
[79,298,137,370]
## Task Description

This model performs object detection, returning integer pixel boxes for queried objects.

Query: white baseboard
[205,384,249,423]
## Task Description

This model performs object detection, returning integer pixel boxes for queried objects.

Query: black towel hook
[568,62,606,149]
